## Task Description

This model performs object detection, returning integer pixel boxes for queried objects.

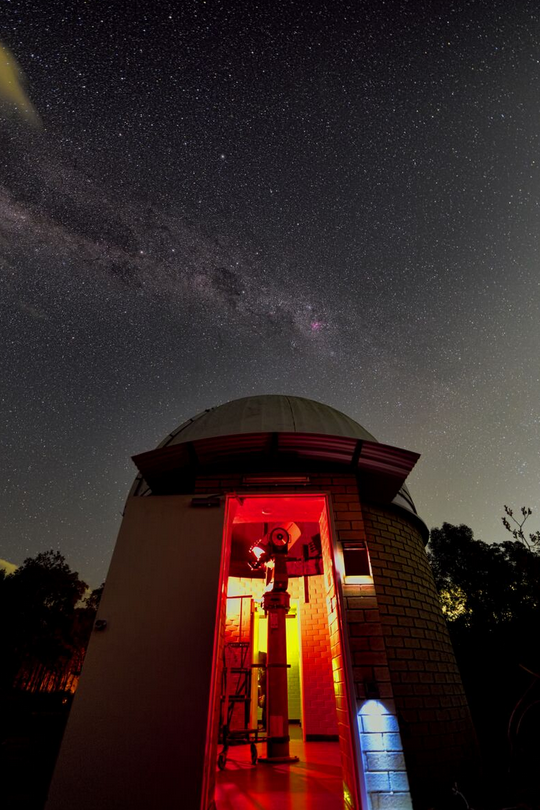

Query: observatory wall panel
[46,495,225,810]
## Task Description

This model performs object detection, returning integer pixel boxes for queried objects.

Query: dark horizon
[2,0,540,587]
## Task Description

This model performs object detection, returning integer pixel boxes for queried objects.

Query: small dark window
[342,541,371,576]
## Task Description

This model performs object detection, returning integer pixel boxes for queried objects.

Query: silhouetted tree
[0,551,89,693]
[428,522,540,634]
[427,521,540,804]
[502,504,540,552]
[84,583,104,612]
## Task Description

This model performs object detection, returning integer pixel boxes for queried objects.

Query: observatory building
[47,395,477,810]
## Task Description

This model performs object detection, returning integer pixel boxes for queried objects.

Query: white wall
[46,495,226,810]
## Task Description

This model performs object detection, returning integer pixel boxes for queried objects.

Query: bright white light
[358,700,393,733]
[359,699,385,724]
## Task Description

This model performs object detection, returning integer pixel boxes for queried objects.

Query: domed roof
[131,394,424,537]
[159,395,378,448]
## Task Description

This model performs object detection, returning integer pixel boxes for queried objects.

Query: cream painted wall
[46,495,226,810]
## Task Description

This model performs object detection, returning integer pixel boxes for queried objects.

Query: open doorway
[208,494,360,810]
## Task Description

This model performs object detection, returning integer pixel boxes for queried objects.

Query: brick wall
[296,573,339,738]
[343,575,412,810]
[362,503,479,803]
[328,483,412,810]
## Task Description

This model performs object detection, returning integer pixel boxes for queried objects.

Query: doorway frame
[202,492,364,810]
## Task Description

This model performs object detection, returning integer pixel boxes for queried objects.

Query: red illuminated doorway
[205,494,361,810]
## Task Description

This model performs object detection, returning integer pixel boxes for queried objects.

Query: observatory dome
[130,395,422,526]
[159,395,378,447]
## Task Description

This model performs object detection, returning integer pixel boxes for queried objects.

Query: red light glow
[208,493,362,810]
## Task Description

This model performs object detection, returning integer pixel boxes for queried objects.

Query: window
[341,541,371,577]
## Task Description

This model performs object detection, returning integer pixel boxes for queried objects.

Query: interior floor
[215,726,345,810]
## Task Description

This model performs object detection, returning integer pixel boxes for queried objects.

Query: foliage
[427,518,540,803]
[502,505,540,552]
[85,583,104,612]
[428,522,540,635]
[0,550,101,694]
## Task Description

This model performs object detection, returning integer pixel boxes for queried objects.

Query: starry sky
[1,0,539,587]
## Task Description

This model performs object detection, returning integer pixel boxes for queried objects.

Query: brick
[335,520,352,530]
[359,732,385,751]
[347,597,378,610]
[370,793,413,810]
[357,652,388,666]
[373,667,391,681]
[366,771,390,792]
[351,520,365,530]
[336,509,363,518]
[389,772,410,791]
[369,637,386,651]
[383,733,404,751]
[406,660,426,672]
[349,637,371,651]
[365,752,406,771]
[388,626,410,637]
[347,619,383,634]
[376,595,395,606]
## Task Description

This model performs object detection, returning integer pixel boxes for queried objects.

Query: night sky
[2,1,539,587]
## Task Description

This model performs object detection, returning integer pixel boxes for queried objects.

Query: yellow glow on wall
[256,604,301,719]
[286,605,301,720]
[344,574,373,585]
[343,782,354,810]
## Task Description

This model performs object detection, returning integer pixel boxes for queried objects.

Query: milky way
[1,0,540,585]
